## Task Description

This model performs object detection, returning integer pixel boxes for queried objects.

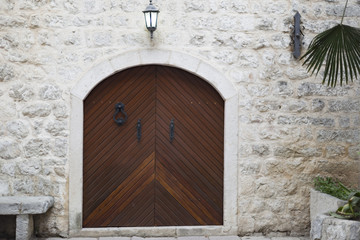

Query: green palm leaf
[301,24,360,87]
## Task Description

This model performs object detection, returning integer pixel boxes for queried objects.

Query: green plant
[314,176,354,200]
[301,0,360,87]
[330,192,360,220]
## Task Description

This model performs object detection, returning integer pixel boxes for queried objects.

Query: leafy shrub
[314,176,355,200]
[314,176,360,220]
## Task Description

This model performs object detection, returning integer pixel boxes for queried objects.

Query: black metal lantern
[143,0,159,39]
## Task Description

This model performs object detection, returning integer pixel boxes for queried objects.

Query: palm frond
[300,24,360,87]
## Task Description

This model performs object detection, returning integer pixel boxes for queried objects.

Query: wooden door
[83,65,224,227]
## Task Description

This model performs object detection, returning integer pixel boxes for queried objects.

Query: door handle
[137,119,141,142]
[113,102,128,126]
[169,119,174,143]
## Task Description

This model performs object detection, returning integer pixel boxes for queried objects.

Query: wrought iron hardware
[113,102,128,126]
[292,11,304,59]
[169,119,174,143]
[137,119,141,142]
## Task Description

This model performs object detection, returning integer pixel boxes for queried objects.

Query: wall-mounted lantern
[143,0,159,39]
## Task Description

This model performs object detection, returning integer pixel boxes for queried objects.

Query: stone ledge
[0,196,54,215]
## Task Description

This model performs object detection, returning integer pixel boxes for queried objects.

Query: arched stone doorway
[69,49,238,237]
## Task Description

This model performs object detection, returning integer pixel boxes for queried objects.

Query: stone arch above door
[69,49,239,237]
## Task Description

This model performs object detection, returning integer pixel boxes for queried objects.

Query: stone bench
[0,196,54,240]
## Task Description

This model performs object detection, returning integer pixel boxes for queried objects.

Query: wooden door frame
[69,49,239,237]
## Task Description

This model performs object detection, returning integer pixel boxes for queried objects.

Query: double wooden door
[83,65,224,227]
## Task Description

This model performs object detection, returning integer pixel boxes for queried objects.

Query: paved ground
[40,236,310,240]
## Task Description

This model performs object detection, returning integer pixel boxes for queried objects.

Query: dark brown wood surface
[83,65,224,227]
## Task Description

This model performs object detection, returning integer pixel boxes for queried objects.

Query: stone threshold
[38,236,310,240]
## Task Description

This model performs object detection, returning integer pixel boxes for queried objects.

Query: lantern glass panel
[151,12,157,28]
[144,12,151,28]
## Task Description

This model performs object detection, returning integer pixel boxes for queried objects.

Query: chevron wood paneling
[83,65,224,227]
[155,66,224,225]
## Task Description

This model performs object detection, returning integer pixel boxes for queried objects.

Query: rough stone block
[45,120,67,136]
[339,117,350,128]
[0,15,26,28]
[0,138,21,159]
[311,216,360,240]
[326,4,360,17]
[0,180,10,196]
[1,162,16,177]
[241,236,270,240]
[254,100,280,112]
[297,83,349,97]
[53,138,67,157]
[53,103,68,119]
[9,83,34,102]
[177,237,208,240]
[310,214,327,240]
[348,146,360,160]
[277,116,334,127]
[0,101,17,120]
[311,99,325,112]
[0,64,15,81]
[247,84,270,97]
[326,146,346,158]
[39,84,62,100]
[281,100,307,113]
[24,138,51,157]
[6,120,29,139]
[185,2,205,12]
[272,238,301,240]
[251,144,270,156]
[22,103,51,118]
[18,160,41,175]
[317,130,360,143]
[328,100,360,112]
[309,118,335,127]
[92,31,112,47]
[238,52,259,68]
[99,238,130,240]
[209,236,239,240]
[277,116,308,125]
[44,15,65,28]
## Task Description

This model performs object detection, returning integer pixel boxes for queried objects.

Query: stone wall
[0,0,359,237]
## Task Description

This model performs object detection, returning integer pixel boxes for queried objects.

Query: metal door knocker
[113,102,128,126]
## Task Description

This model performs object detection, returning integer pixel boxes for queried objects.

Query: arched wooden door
[83,65,224,227]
